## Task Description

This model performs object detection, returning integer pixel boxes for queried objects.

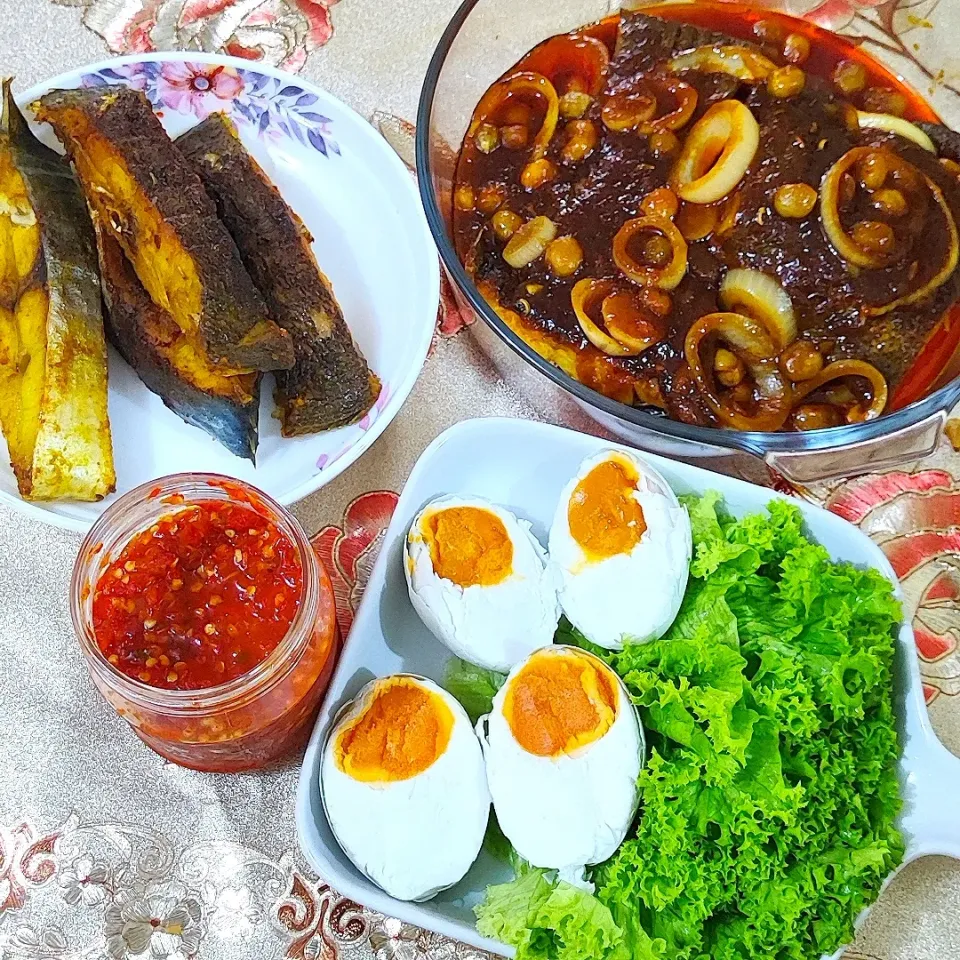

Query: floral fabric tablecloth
[4,1,960,959]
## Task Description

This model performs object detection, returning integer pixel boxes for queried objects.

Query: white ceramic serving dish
[296,417,960,957]
[0,53,439,532]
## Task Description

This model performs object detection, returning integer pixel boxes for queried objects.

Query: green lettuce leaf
[442,657,505,723]
[477,493,903,960]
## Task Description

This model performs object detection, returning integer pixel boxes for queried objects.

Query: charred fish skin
[0,81,115,501]
[32,85,295,375]
[178,113,380,436]
[94,225,259,463]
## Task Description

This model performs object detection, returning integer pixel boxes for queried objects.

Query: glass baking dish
[415,0,960,484]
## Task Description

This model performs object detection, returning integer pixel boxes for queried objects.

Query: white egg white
[320,675,490,902]
[479,646,643,872]
[405,495,561,672]
[549,449,691,649]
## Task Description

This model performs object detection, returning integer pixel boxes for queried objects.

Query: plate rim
[1,51,440,533]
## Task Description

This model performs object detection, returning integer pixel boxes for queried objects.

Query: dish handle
[763,409,947,485]
[901,735,960,861]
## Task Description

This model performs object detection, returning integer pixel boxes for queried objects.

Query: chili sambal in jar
[71,475,339,773]
[453,1,960,432]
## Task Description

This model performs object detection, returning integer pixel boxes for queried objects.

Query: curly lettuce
[473,494,904,960]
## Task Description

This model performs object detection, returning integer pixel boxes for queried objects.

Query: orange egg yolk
[504,649,617,757]
[335,677,454,782]
[422,506,514,587]
[567,457,646,562]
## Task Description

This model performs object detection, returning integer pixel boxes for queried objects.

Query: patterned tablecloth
[4,1,960,958]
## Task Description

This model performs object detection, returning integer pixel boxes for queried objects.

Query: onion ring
[791,359,888,419]
[514,33,610,96]
[668,45,776,82]
[684,311,792,430]
[820,147,902,267]
[857,111,936,153]
[671,101,760,204]
[468,72,559,161]
[637,79,698,135]
[719,268,797,347]
[865,174,959,315]
[571,279,662,356]
[612,216,688,289]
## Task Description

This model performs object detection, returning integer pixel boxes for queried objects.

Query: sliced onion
[503,215,557,268]
[791,359,888,419]
[685,311,792,430]
[468,72,559,161]
[514,33,610,96]
[571,279,639,356]
[719,268,797,347]
[612,216,688,289]
[637,79,698,134]
[668,45,776,82]
[820,147,899,267]
[857,111,936,153]
[866,173,959,315]
[671,101,760,204]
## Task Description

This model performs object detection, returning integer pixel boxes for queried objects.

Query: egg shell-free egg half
[480,646,643,872]
[320,675,490,902]
[405,495,560,672]
[549,449,691,649]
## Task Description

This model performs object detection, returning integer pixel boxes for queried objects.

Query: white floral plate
[0,53,439,532]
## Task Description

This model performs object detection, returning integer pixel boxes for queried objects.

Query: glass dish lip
[415,0,960,456]
[69,471,321,714]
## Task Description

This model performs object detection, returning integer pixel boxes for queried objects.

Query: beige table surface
[3,1,960,958]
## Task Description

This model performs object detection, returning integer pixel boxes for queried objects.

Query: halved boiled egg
[405,496,560,672]
[320,675,490,901]
[480,646,643,872]
[549,449,691,648]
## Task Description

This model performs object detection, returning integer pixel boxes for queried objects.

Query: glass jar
[70,473,339,772]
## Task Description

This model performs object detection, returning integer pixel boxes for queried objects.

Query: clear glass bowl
[415,0,960,483]
[70,474,339,772]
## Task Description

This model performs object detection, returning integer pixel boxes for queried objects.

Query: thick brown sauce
[453,2,960,430]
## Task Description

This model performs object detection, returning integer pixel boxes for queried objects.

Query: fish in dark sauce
[453,3,960,431]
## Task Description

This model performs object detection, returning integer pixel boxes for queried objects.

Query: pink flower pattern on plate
[157,61,243,118]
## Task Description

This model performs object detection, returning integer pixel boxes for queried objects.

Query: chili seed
[145,657,158,667]
[833,59,867,95]
[767,65,806,99]
[171,578,183,590]
[143,618,157,630]
[139,671,151,682]
[780,339,824,382]
[643,233,674,266]
[638,287,672,318]
[791,403,843,430]
[773,182,817,218]
[501,124,530,150]
[640,187,679,220]
[108,655,119,665]
[124,560,136,572]
[559,90,592,119]
[159,655,170,667]
[476,182,507,214]
[454,184,476,211]
[839,172,857,207]
[561,119,599,164]
[851,219,896,255]
[871,187,907,217]
[858,151,888,191]
[545,235,584,277]
[649,130,679,157]
[167,672,178,683]
[492,208,523,241]
[520,158,558,190]
[783,33,810,64]
[861,86,907,117]
[475,123,499,153]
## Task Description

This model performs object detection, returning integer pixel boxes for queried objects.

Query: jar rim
[70,472,320,714]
